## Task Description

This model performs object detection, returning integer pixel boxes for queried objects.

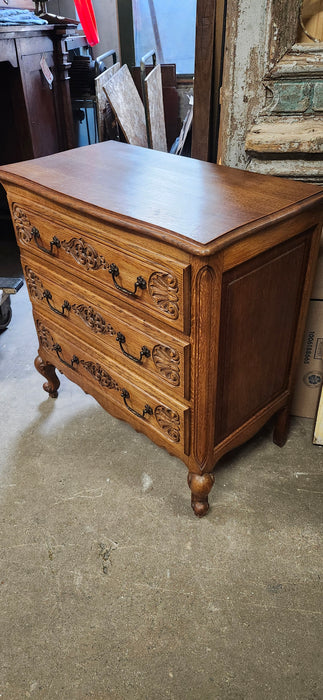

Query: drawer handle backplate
[108,263,147,297]
[121,389,153,420]
[32,227,61,256]
[116,332,150,364]
[53,343,79,369]
[43,289,71,317]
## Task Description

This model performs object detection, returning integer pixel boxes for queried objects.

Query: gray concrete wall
[49,0,120,60]
[91,0,120,60]
[49,0,76,20]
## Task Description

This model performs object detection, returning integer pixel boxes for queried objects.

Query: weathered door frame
[191,0,227,162]
[219,0,323,183]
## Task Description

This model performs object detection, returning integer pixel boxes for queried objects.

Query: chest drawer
[11,201,190,333]
[34,312,190,459]
[23,257,190,400]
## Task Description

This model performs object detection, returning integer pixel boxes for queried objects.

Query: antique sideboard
[0,142,322,516]
[0,23,76,166]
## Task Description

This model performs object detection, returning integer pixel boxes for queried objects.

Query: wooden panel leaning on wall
[0,142,322,516]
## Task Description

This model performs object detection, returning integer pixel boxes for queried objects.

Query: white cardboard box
[313,386,323,445]
[291,300,323,419]
[311,232,323,300]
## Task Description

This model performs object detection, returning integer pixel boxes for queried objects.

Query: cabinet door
[17,37,60,158]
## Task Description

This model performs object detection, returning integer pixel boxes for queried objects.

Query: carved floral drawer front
[12,202,190,333]
[24,261,190,400]
[34,314,190,458]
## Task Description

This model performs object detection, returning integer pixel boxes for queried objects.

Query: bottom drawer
[34,313,190,459]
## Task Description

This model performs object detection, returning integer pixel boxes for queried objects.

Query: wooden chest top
[0,141,322,253]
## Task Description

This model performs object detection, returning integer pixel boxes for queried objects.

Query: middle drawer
[23,256,190,401]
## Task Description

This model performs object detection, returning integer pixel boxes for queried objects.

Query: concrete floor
[0,235,323,699]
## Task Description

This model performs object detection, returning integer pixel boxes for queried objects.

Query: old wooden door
[219,0,323,184]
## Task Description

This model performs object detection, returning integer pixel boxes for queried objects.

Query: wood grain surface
[103,65,148,147]
[95,62,120,142]
[144,64,167,152]
[0,142,321,252]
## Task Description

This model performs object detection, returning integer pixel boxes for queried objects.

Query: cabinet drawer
[34,313,190,458]
[23,258,190,400]
[12,201,190,333]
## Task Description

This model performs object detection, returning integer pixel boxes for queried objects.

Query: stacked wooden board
[95,61,167,151]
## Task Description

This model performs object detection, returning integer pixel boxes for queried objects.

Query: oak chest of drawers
[1,142,322,516]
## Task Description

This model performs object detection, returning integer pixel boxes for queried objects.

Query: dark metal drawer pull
[116,331,150,364]
[43,289,71,317]
[53,343,79,369]
[32,227,61,256]
[121,389,153,420]
[108,263,146,297]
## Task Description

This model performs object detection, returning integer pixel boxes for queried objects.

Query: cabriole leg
[34,355,60,398]
[187,472,215,518]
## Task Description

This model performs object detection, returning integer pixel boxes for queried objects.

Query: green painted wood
[269,82,311,113]
[313,82,323,111]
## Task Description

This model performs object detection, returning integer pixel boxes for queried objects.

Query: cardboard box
[291,300,323,419]
[313,386,323,445]
[311,232,323,300]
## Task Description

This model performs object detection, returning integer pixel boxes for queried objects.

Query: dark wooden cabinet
[0,24,76,166]
[0,142,322,516]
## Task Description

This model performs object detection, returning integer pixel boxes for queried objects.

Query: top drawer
[11,201,191,334]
